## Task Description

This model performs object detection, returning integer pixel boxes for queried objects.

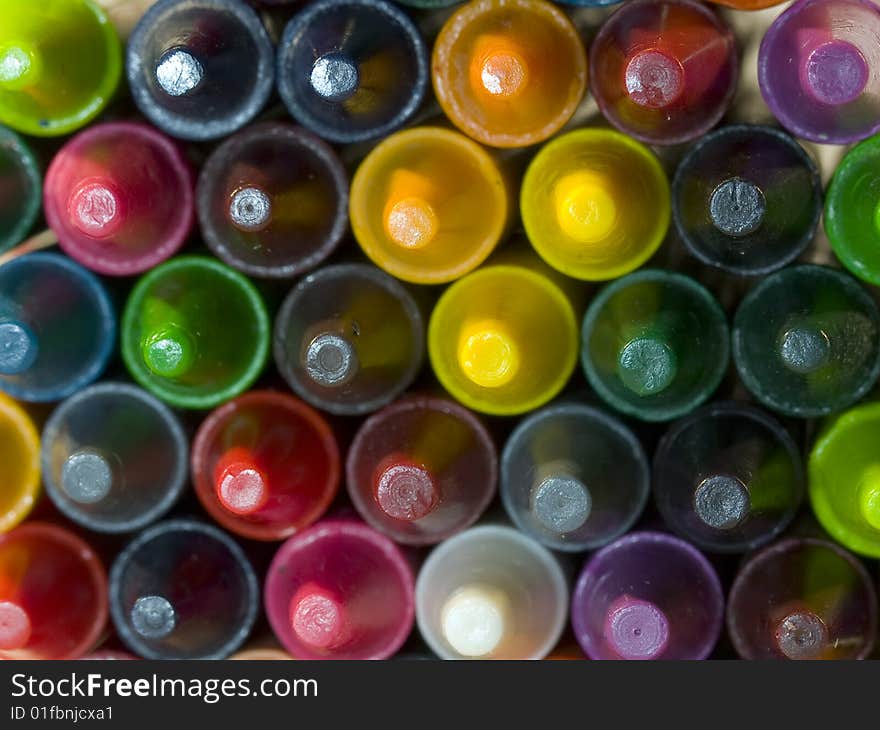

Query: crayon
[0,393,39,533]
[432,0,587,148]
[0,0,121,136]
[126,0,275,141]
[415,525,567,659]
[192,390,341,541]
[274,263,424,416]
[109,519,258,660]
[41,382,188,534]
[673,125,822,276]
[0,126,40,254]
[733,264,880,418]
[197,122,348,279]
[347,396,497,545]
[429,262,578,417]
[653,401,804,553]
[121,256,270,410]
[825,134,880,286]
[727,538,877,659]
[0,252,115,402]
[43,121,194,276]
[581,269,729,422]
[520,128,670,281]
[350,127,508,285]
[572,532,723,660]
[590,0,737,146]
[0,522,108,659]
[500,403,650,552]
[265,519,415,660]
[277,0,428,144]
[759,0,880,145]
[809,402,880,558]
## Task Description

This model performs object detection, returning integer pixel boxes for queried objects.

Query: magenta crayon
[265,519,415,659]
[0,522,108,660]
[572,532,723,660]
[43,121,193,276]
[759,0,880,144]
[727,538,877,659]
[192,390,341,541]
[346,395,497,545]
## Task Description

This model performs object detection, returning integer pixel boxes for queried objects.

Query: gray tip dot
[778,325,831,375]
[0,320,38,375]
[155,48,204,97]
[60,450,114,505]
[131,596,176,640]
[531,475,592,534]
[229,187,272,232]
[709,177,766,237]
[693,474,750,530]
[304,333,358,387]
[775,611,828,660]
[310,53,359,102]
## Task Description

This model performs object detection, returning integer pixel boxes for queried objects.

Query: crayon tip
[774,611,828,660]
[0,601,31,651]
[457,319,520,389]
[0,320,38,375]
[0,43,39,90]
[857,465,880,531]
[383,197,439,250]
[131,595,176,640]
[617,336,677,397]
[141,325,196,379]
[604,595,670,660]
[374,459,440,522]
[553,171,618,244]
[155,48,204,98]
[228,187,272,232]
[803,41,868,106]
[215,456,269,516]
[624,49,684,109]
[693,475,750,530]
[289,584,347,650]
[310,52,359,103]
[531,475,592,534]
[709,178,766,237]
[61,449,114,505]
[304,332,359,387]
[777,324,830,375]
[441,585,508,658]
[470,36,530,99]
[68,180,126,239]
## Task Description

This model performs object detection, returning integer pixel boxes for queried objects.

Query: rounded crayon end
[304,332,359,388]
[457,320,520,389]
[141,326,196,379]
[857,468,880,531]
[215,458,269,516]
[68,180,125,238]
[777,325,830,375]
[531,475,592,534]
[61,449,114,505]
[709,178,766,237]
[775,611,828,660]
[694,475,750,530]
[228,187,272,232]
[617,336,677,397]
[0,43,40,90]
[374,460,440,522]
[0,601,31,651]
[553,172,618,244]
[441,585,508,658]
[384,197,439,250]
[803,41,868,106]
[472,45,530,99]
[605,596,670,660]
[0,320,38,375]
[310,53,359,103]
[289,586,347,651]
[155,48,204,98]
[624,49,684,110]
[131,596,176,640]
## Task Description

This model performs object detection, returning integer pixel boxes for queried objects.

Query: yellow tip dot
[457,319,520,389]
[554,171,618,244]
[0,43,40,89]
[384,197,439,250]
[858,465,880,531]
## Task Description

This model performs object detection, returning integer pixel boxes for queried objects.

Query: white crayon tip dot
[441,585,507,658]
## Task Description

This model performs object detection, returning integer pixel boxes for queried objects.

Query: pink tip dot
[216,462,268,516]
[0,601,32,651]
[289,586,347,650]
[624,49,685,109]
[374,460,439,522]
[67,179,125,238]
[604,595,670,660]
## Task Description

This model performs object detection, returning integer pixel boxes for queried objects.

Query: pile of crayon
[2,0,880,662]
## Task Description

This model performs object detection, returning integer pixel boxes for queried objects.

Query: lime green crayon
[0,0,121,136]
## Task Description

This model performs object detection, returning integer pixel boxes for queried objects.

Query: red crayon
[192,390,341,541]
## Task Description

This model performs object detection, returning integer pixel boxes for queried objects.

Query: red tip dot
[0,601,31,651]
[289,585,347,650]
[373,457,440,522]
[214,449,269,516]
[624,49,685,109]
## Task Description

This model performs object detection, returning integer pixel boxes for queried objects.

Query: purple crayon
[572,532,723,660]
[759,0,880,144]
